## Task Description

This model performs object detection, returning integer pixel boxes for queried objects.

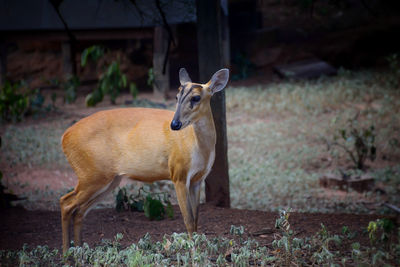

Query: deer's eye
[191,95,201,103]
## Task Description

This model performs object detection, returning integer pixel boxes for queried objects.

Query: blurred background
[1,0,399,92]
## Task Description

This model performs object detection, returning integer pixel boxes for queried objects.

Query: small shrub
[272,209,300,266]
[0,81,29,122]
[327,115,376,170]
[86,61,130,106]
[147,67,154,87]
[80,45,105,67]
[81,45,137,107]
[130,82,138,99]
[115,187,173,220]
[368,218,395,245]
[115,187,144,212]
[0,81,51,123]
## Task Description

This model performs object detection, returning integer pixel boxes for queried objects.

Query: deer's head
[171,68,229,131]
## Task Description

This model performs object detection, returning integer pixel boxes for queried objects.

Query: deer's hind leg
[60,190,77,253]
[60,174,122,253]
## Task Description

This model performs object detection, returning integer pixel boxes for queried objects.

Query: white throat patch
[186,149,215,189]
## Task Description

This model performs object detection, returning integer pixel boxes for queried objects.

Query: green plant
[328,116,376,170]
[272,209,300,265]
[115,187,144,212]
[272,209,347,266]
[81,45,137,106]
[144,194,165,220]
[350,219,399,266]
[85,61,127,106]
[115,187,173,220]
[0,80,55,123]
[147,67,154,87]
[0,81,29,122]
[1,221,399,266]
[63,75,80,104]
[84,61,137,107]
[80,45,105,67]
[130,82,138,99]
[368,218,395,246]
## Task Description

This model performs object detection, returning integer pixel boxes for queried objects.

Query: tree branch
[49,0,77,75]
[128,0,146,25]
[49,0,76,44]
[155,0,175,74]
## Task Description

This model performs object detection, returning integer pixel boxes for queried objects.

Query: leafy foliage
[80,45,105,67]
[115,187,144,212]
[0,81,51,123]
[368,218,395,245]
[147,67,154,87]
[271,209,399,266]
[0,230,269,266]
[144,194,166,220]
[130,82,138,99]
[0,81,29,122]
[327,115,376,170]
[80,45,137,106]
[115,187,173,220]
[85,61,129,106]
[2,213,399,266]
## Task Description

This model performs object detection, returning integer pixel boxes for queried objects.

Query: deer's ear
[208,69,229,94]
[179,68,192,85]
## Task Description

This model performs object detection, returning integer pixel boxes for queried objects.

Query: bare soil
[0,204,387,251]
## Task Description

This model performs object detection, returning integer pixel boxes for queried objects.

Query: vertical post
[153,26,170,100]
[62,41,76,79]
[0,40,7,85]
[197,0,230,207]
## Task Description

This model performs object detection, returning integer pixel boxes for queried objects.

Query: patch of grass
[227,70,400,213]
[1,121,70,169]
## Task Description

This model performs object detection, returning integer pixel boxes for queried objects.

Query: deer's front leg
[174,181,195,235]
[189,181,201,232]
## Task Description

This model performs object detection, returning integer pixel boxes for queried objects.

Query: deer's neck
[192,108,216,155]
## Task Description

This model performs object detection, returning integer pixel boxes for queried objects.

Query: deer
[59,68,229,253]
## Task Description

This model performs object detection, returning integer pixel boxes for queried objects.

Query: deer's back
[61,108,176,179]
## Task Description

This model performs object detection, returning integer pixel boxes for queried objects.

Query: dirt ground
[0,204,388,252]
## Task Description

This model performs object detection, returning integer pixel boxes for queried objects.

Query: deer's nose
[170,119,182,131]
